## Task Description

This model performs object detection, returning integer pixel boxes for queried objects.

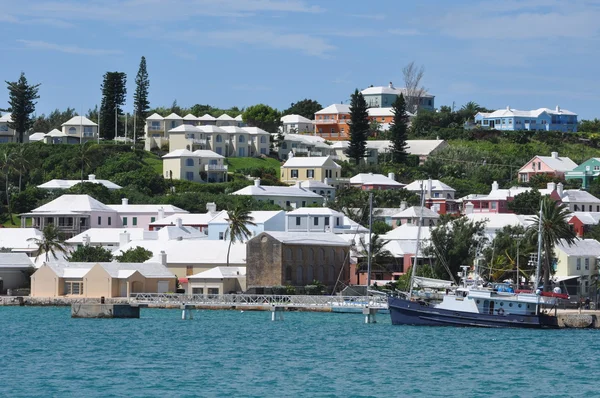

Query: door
[157,281,169,293]
[119,281,127,297]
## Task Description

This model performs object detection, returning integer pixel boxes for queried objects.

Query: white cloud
[17,40,123,56]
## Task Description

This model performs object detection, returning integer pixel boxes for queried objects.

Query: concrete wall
[0,268,32,293]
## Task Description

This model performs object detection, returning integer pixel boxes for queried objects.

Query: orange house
[314,104,351,140]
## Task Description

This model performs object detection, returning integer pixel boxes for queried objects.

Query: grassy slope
[143,151,163,174]
[226,157,281,173]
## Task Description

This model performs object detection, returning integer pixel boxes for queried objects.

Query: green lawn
[2,216,28,228]
[226,157,281,173]
[144,152,163,175]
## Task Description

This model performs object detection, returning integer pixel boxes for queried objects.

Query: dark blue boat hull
[388,297,558,328]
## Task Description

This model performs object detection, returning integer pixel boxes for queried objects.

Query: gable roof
[209,210,284,225]
[188,266,246,279]
[360,85,434,98]
[45,261,174,279]
[0,253,34,268]
[198,114,216,121]
[217,114,235,121]
[192,149,225,159]
[168,124,199,133]
[555,239,600,256]
[235,115,243,121]
[37,178,122,190]
[146,113,164,121]
[392,206,440,219]
[45,129,67,137]
[29,132,46,142]
[107,203,188,214]
[404,179,455,192]
[150,211,223,227]
[30,194,116,213]
[231,184,322,198]
[66,228,147,245]
[183,114,198,121]
[61,116,98,127]
[349,173,403,186]
[281,114,313,124]
[282,156,340,168]
[520,154,577,173]
[164,113,182,120]
[315,104,351,115]
[162,149,199,158]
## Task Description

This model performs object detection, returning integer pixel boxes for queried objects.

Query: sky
[1,0,599,119]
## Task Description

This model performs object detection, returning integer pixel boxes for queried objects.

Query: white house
[286,207,345,233]
[301,180,336,202]
[231,179,325,208]
[349,173,404,190]
[187,266,247,295]
[61,116,98,144]
[281,114,314,134]
[107,198,188,230]
[0,113,19,143]
[391,206,440,227]
[206,210,286,240]
[0,228,43,255]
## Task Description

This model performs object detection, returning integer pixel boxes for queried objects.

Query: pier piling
[181,304,194,320]
[363,307,378,324]
[271,306,284,321]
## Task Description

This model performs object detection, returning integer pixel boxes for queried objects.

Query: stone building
[246,231,350,294]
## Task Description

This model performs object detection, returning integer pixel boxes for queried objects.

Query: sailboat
[388,192,562,328]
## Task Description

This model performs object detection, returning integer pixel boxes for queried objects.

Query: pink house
[518,152,577,183]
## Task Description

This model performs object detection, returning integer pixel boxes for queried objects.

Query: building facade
[474,106,577,132]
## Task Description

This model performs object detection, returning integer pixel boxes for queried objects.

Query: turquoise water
[0,307,597,398]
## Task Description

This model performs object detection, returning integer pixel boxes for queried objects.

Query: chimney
[547,182,556,192]
[465,202,475,215]
[388,172,396,181]
[88,174,96,181]
[324,177,330,186]
[160,250,167,266]
[82,234,91,246]
[158,207,165,220]
[254,178,261,187]
[556,105,560,113]
[557,182,564,198]
[119,231,130,248]
[206,202,217,214]
[400,201,407,211]
[121,198,129,206]
[175,217,182,228]
[492,181,499,191]
[389,81,394,89]
[551,151,558,159]
[295,181,303,189]
[506,105,510,110]
[427,178,433,199]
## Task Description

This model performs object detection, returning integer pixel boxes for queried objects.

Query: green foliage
[5,72,40,143]
[32,108,77,133]
[225,156,281,174]
[100,71,127,140]
[28,224,68,262]
[483,225,536,283]
[305,280,325,295]
[133,56,150,138]
[242,104,281,134]
[372,220,392,235]
[115,246,153,263]
[225,208,257,266]
[579,119,600,133]
[389,93,409,163]
[346,89,369,164]
[67,245,113,262]
[507,189,542,215]
[283,99,321,120]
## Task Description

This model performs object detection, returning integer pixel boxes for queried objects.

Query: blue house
[474,106,577,132]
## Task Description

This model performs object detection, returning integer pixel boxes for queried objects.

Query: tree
[0,149,16,223]
[32,108,77,133]
[483,225,536,283]
[67,245,113,262]
[346,89,369,164]
[99,71,127,140]
[528,196,576,292]
[225,208,256,267]
[115,246,153,263]
[12,144,29,193]
[389,93,409,163]
[402,61,426,114]
[283,99,322,120]
[356,234,393,282]
[507,189,543,215]
[242,104,281,135]
[579,119,600,133]
[5,72,41,142]
[133,56,150,139]
[459,101,482,122]
[424,216,487,279]
[28,224,68,262]
[372,220,392,235]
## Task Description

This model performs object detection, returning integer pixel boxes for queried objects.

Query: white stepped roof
[405,179,455,192]
[198,114,216,121]
[288,207,343,216]
[66,228,146,244]
[261,231,350,247]
[61,116,98,127]
[37,178,122,190]
[29,132,46,142]
[486,106,577,118]
[168,124,199,133]
[107,203,188,214]
[217,114,235,121]
[192,149,224,159]
[360,85,434,98]
[45,129,67,137]
[183,113,198,121]
[282,156,340,168]
[0,228,42,251]
[556,239,600,257]
[0,113,12,122]
[220,126,247,134]
[150,212,223,226]
[382,224,433,241]
[392,206,440,219]
[315,104,350,115]
[164,113,183,120]
[231,184,323,198]
[189,266,246,279]
[162,149,199,158]
[281,114,313,124]
[209,210,284,225]
[243,127,270,135]
[146,113,164,121]
[198,125,226,133]
[29,194,116,213]
[235,115,243,121]
[46,261,174,279]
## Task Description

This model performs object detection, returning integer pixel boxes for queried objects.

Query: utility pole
[114,104,118,142]
[366,192,374,289]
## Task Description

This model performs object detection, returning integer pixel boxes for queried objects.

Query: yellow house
[554,239,600,298]
[281,156,341,185]
[187,266,246,295]
[31,262,176,298]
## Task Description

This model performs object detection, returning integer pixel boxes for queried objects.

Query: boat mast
[408,181,426,298]
[533,199,544,292]
[366,192,373,289]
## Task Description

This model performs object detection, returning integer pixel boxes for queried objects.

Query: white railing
[204,164,228,171]
[130,293,388,309]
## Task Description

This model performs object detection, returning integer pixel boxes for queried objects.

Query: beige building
[246,231,350,294]
[554,239,600,298]
[31,262,176,298]
[280,156,341,185]
[162,149,227,183]
[61,116,98,143]
[231,178,324,208]
[0,113,24,143]
[168,124,207,152]
[187,266,246,295]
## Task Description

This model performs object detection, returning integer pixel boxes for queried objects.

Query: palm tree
[12,144,30,193]
[460,101,482,122]
[78,143,94,190]
[0,148,16,224]
[28,224,68,263]
[224,208,256,267]
[356,234,393,283]
[528,196,577,291]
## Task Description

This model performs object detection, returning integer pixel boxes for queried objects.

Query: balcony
[148,126,164,131]
[203,164,228,172]
[188,138,207,145]
[314,119,341,125]
[294,147,309,153]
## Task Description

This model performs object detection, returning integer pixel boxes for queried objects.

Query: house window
[151,217,155,223]
[123,217,128,226]
[0,124,8,132]
[281,142,287,149]
[132,217,137,226]
[65,281,83,295]
[295,217,301,226]
[336,218,340,226]
[585,258,590,270]
[313,217,319,226]
[98,216,101,225]
[108,217,111,226]
[331,128,335,134]
[483,120,488,125]
[577,258,581,270]
[69,127,77,134]
[151,121,160,129]
[260,148,267,155]
[491,202,497,210]
[286,201,291,207]
[186,266,194,276]
[186,171,194,181]
[186,158,194,167]
[307,169,314,178]
[302,201,306,207]
[291,169,299,178]
[219,232,224,240]
[260,136,267,143]
[171,121,176,128]
[324,217,330,226]
[341,127,345,133]
[216,135,222,143]
[83,126,94,136]
[239,135,245,143]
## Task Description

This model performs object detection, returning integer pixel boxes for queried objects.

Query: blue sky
[1,0,599,119]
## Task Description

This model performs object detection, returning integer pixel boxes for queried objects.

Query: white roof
[0,113,12,122]
[556,239,600,257]
[209,210,284,225]
[162,149,199,159]
[243,127,270,135]
[164,113,182,120]
[560,190,600,204]
[350,173,403,187]
[61,116,98,127]
[66,228,146,244]
[45,129,67,137]
[465,213,534,231]
[392,206,440,219]
[281,114,313,124]
[150,211,223,226]
[235,115,243,121]
[231,184,323,198]
[261,231,350,247]
[0,228,42,250]
[116,240,247,265]
[198,125,226,133]
[192,149,225,159]
[405,140,448,156]
[217,114,235,121]
[107,203,188,214]
[301,180,336,189]
[29,132,46,142]
[283,133,327,145]
[315,104,351,115]
[183,113,198,121]
[282,156,340,168]
[521,155,577,173]
[45,261,174,279]
[198,114,216,121]
[37,178,122,190]
[367,108,394,117]
[146,113,164,121]
[168,124,199,133]
[404,179,455,192]
[220,126,247,134]
[485,106,577,118]
[382,224,433,241]
[360,85,434,98]
[189,266,246,279]
[29,194,116,214]
[288,207,343,216]
[569,212,600,225]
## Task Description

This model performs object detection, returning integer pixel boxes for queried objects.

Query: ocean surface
[0,307,597,398]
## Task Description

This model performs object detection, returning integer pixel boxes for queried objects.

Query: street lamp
[513,234,525,289]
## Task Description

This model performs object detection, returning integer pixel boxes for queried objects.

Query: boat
[388,189,562,328]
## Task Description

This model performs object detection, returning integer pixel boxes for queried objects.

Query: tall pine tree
[389,93,409,163]
[346,89,369,164]
[5,72,40,143]
[99,72,127,140]
[133,56,150,139]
